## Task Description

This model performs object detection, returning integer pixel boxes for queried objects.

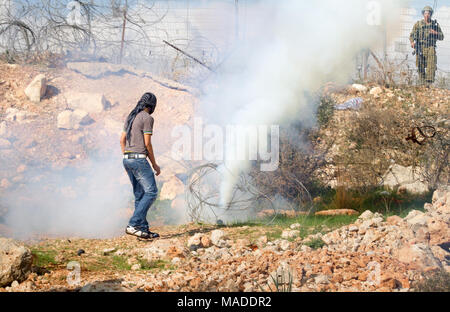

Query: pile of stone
[320,187,449,272]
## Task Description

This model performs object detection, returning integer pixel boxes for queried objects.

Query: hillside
[0,61,449,292]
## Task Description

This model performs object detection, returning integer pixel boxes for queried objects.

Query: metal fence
[1,1,449,86]
[357,4,450,86]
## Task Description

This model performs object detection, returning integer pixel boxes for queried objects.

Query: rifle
[429,19,440,41]
[412,41,422,56]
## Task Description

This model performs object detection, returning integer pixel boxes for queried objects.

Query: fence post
[119,0,128,64]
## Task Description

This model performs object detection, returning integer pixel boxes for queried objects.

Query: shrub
[413,269,450,292]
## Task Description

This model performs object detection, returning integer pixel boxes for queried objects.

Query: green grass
[137,258,173,271]
[31,248,58,268]
[111,255,131,271]
[313,187,433,216]
[303,238,326,249]
[228,213,358,242]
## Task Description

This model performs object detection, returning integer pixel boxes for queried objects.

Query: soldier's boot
[418,70,427,86]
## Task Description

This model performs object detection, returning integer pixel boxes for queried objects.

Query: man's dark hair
[124,92,157,141]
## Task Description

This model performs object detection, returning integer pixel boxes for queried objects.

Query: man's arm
[436,22,444,41]
[120,132,127,154]
[144,134,161,176]
[410,22,418,48]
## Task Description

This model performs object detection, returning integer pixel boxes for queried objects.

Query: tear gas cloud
[196,0,406,208]
[0,0,407,238]
[1,155,132,240]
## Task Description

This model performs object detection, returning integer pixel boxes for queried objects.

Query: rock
[382,165,429,194]
[386,91,395,98]
[358,210,374,221]
[131,264,141,271]
[159,176,184,201]
[281,230,300,239]
[406,214,430,232]
[315,209,358,216]
[243,282,254,292]
[279,240,291,251]
[25,74,47,102]
[3,109,36,124]
[64,92,107,114]
[290,223,301,230]
[360,216,384,231]
[0,138,11,149]
[57,110,74,129]
[5,108,19,122]
[0,238,33,287]
[405,210,424,221]
[210,230,225,246]
[386,215,403,225]
[67,62,134,79]
[80,281,131,292]
[369,86,383,97]
[189,245,199,252]
[166,246,186,259]
[432,188,448,206]
[351,84,368,92]
[427,220,449,245]
[171,257,181,265]
[257,235,268,245]
[57,110,92,130]
[314,274,330,284]
[142,239,186,261]
[214,239,228,248]
[15,111,37,123]
[187,233,203,249]
[349,225,359,232]
[300,245,312,252]
[200,236,212,248]
[102,248,117,256]
[397,243,442,270]
[379,277,402,289]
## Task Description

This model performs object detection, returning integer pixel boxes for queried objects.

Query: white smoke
[2,155,132,239]
[0,0,411,237]
[197,0,406,206]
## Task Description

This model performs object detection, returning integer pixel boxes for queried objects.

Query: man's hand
[152,163,161,176]
[429,29,438,35]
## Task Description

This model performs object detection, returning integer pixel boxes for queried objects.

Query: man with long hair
[120,92,161,239]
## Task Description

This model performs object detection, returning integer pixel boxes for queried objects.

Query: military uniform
[409,7,444,85]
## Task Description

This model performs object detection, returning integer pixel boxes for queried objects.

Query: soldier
[409,6,444,86]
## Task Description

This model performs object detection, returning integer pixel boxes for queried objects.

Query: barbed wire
[1,1,449,82]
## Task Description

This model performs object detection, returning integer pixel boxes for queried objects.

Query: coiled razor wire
[185,162,314,225]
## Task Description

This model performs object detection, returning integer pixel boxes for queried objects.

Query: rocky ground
[0,187,448,292]
[0,61,449,292]
[317,83,449,191]
[0,61,197,233]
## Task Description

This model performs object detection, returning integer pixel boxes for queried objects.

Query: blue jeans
[123,158,158,231]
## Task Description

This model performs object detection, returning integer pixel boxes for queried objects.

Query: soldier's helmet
[422,6,434,16]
